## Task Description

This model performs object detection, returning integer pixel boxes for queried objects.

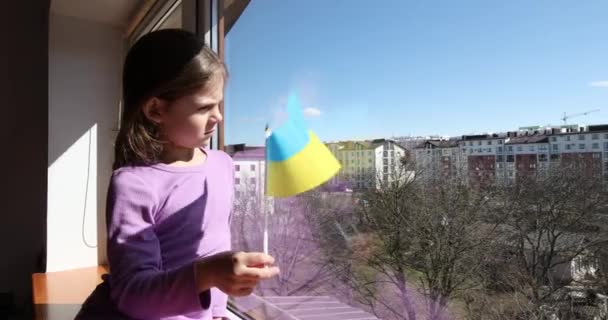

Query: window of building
[579,135,585,140]
[592,143,600,149]
[579,144,585,150]
[235,165,240,171]
[250,164,256,171]
[592,133,599,140]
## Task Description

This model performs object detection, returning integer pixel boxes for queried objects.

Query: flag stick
[263,125,271,255]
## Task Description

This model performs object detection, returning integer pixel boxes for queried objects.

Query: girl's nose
[210,105,223,123]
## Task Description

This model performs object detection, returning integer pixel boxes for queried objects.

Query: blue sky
[224,0,608,146]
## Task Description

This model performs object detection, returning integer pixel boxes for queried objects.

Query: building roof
[415,139,460,149]
[329,139,399,151]
[504,135,549,145]
[230,146,265,160]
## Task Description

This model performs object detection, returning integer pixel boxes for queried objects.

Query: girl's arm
[106,171,210,319]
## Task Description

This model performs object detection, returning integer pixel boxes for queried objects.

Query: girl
[77,29,279,320]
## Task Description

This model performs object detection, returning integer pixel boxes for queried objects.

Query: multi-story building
[225,144,266,204]
[327,139,407,189]
[414,124,608,185]
[414,139,463,178]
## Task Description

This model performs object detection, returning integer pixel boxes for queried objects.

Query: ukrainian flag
[265,94,341,198]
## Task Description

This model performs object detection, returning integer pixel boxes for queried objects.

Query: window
[223,2,606,319]
[566,144,572,150]
[566,136,571,141]
[249,177,256,184]
[593,153,601,159]
[579,135,585,140]
[250,164,256,171]
[605,142,608,150]
[235,178,240,184]
[579,144,585,150]
[593,143,600,149]
[235,165,240,172]
[592,133,599,140]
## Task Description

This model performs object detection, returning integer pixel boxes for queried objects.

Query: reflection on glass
[224,1,608,319]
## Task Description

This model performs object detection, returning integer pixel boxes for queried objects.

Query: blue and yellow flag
[265,94,341,198]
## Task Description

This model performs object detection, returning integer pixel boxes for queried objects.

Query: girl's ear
[142,97,168,124]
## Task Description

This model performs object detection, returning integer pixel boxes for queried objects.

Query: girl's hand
[196,251,280,296]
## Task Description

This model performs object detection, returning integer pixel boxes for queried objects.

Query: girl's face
[151,78,224,149]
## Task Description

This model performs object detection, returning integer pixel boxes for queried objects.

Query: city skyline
[224,0,608,146]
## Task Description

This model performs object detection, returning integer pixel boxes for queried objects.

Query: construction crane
[561,109,600,125]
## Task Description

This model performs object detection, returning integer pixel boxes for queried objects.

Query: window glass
[223,1,608,319]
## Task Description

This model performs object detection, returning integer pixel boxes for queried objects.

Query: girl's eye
[198,104,214,111]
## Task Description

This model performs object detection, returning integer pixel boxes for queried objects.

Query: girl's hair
[114,29,227,170]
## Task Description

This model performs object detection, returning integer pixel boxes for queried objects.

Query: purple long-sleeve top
[106,150,234,319]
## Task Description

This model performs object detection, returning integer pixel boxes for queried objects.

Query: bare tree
[231,179,334,297]
[470,162,608,319]
[314,163,499,320]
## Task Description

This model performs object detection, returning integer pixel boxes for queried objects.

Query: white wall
[48,13,122,272]
[234,159,265,196]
